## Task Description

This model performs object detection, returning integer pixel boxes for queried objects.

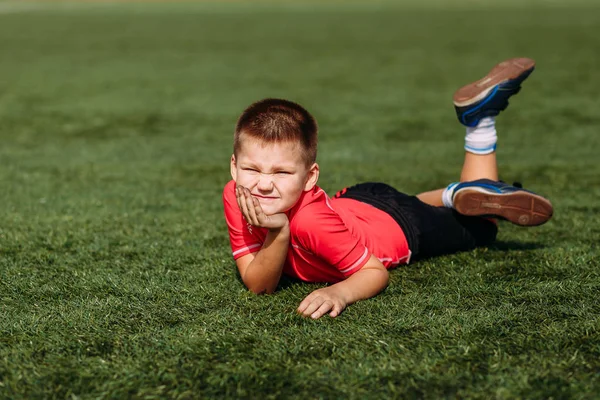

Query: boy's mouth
[253,194,278,200]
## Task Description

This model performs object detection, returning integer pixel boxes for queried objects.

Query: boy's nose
[256,174,274,192]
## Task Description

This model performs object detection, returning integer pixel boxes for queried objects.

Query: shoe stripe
[457,182,540,198]
[460,85,499,126]
[454,182,504,194]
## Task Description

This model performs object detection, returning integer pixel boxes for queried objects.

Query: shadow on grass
[276,275,303,291]
[487,240,547,251]
[234,269,304,292]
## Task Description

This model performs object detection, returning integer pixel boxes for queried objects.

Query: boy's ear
[303,163,319,191]
[230,154,237,181]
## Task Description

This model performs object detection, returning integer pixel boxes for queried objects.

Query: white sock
[442,182,459,208]
[465,117,497,155]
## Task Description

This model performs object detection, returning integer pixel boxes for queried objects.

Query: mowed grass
[1,1,599,398]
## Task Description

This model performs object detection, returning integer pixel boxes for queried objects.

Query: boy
[223,57,553,320]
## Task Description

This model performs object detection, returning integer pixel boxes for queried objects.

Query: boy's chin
[259,202,284,216]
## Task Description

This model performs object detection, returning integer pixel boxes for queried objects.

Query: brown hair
[234,98,318,166]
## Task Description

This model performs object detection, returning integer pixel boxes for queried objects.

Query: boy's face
[230,137,319,216]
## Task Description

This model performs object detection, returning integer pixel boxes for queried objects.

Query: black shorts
[334,182,498,261]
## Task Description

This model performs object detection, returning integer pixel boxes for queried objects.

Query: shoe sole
[453,57,536,107]
[454,188,553,226]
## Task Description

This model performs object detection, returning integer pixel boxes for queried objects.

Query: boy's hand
[236,185,289,230]
[297,286,347,319]
[297,256,389,320]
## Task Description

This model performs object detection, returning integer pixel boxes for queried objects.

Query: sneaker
[452,179,553,226]
[454,58,535,127]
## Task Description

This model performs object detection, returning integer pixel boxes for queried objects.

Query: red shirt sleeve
[222,180,265,259]
[292,201,370,278]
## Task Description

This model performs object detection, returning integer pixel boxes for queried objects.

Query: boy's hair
[234,98,318,166]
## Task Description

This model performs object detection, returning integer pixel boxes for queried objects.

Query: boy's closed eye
[242,168,293,175]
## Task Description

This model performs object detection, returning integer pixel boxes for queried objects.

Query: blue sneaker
[454,58,535,127]
[452,179,553,226]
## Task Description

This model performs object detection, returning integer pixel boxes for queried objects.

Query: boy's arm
[235,185,290,294]
[297,254,389,319]
[235,224,289,294]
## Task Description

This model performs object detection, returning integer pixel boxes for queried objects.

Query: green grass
[1,1,599,398]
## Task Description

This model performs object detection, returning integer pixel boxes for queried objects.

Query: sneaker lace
[499,180,524,188]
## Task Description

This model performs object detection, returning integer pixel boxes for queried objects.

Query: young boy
[223,57,553,320]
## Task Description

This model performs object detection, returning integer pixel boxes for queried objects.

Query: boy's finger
[297,292,318,313]
[238,188,247,214]
[245,192,259,225]
[235,187,243,211]
[329,304,343,318]
[311,301,333,320]
[252,198,268,224]
[299,297,323,317]
[239,189,251,222]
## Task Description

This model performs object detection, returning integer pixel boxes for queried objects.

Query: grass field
[1,1,599,398]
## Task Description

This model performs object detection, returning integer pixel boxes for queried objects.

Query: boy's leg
[417,59,534,206]
[454,59,534,181]
[416,151,498,206]
[336,182,499,261]
[460,152,498,182]
[417,58,552,226]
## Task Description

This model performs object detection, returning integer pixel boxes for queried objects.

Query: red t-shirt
[222,180,411,283]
